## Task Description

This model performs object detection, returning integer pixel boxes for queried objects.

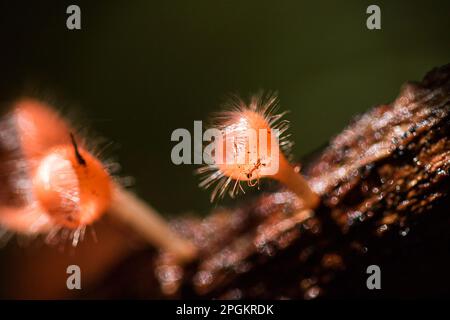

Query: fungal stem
[275,158,320,209]
[109,185,197,264]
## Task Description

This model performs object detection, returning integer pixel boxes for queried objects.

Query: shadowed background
[0,0,449,298]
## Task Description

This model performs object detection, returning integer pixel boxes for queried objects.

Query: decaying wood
[88,64,450,299]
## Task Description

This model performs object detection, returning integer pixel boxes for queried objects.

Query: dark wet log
[88,64,450,299]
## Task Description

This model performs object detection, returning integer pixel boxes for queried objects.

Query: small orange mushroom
[0,99,196,263]
[198,93,320,209]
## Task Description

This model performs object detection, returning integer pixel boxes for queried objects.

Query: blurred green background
[0,0,449,216]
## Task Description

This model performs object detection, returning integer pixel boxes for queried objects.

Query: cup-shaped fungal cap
[33,144,112,229]
[198,93,320,209]
[216,108,281,182]
[197,93,294,201]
